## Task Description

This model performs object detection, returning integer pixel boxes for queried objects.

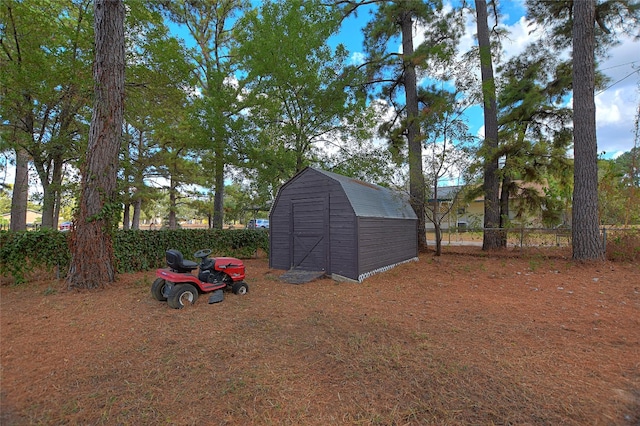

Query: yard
[1,246,639,425]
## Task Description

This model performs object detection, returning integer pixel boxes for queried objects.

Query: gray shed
[269,167,418,282]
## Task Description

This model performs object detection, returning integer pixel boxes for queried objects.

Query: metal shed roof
[312,168,417,219]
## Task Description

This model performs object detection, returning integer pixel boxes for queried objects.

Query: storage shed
[269,167,418,282]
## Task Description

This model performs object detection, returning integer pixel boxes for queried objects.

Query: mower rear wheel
[151,278,167,301]
[168,284,199,309]
[232,281,249,295]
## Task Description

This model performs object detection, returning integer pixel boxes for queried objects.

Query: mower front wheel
[168,284,199,309]
[232,281,249,295]
[151,278,167,301]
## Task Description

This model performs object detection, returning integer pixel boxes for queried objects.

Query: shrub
[606,229,640,262]
[0,229,70,284]
[0,229,269,284]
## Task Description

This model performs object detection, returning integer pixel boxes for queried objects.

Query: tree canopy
[1,0,639,277]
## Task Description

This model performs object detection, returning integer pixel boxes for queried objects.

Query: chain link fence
[428,228,569,248]
[429,227,639,251]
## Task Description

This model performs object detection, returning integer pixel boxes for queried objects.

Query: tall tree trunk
[432,185,442,256]
[499,175,511,247]
[121,125,131,231]
[475,0,502,250]
[169,176,178,229]
[572,0,604,260]
[122,203,130,230]
[132,131,144,231]
[132,198,141,230]
[401,11,427,251]
[499,151,515,247]
[51,157,63,227]
[35,150,64,228]
[213,140,224,229]
[10,147,29,231]
[35,164,54,228]
[67,0,125,289]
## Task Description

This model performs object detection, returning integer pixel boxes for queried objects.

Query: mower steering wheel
[193,249,212,259]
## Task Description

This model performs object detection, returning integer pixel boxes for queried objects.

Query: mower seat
[165,249,199,273]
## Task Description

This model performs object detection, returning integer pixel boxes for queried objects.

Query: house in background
[427,182,559,231]
[1,210,43,228]
[425,186,484,231]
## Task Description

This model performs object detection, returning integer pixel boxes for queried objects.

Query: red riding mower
[151,249,249,309]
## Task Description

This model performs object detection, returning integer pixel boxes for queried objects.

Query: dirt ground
[1,246,639,425]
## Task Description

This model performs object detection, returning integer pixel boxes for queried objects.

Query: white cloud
[595,33,640,155]
[595,88,639,155]
[595,90,623,126]
[599,34,640,86]
[452,5,542,60]
[501,16,540,59]
[466,9,639,156]
[456,9,476,55]
[1,154,16,189]
[350,51,365,66]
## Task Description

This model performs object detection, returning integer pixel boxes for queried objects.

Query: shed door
[291,198,327,271]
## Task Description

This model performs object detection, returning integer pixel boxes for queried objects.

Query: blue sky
[167,1,638,158]
[330,1,639,159]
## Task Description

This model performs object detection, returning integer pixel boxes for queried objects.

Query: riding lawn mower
[151,249,249,309]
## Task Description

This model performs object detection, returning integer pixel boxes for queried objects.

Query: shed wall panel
[357,218,418,275]
[269,202,292,269]
[328,193,358,279]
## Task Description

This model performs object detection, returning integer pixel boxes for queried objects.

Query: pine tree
[67,0,125,289]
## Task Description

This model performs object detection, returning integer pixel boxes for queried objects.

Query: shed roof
[311,168,417,219]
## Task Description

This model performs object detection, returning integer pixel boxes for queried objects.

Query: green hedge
[0,229,269,284]
[0,229,70,284]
